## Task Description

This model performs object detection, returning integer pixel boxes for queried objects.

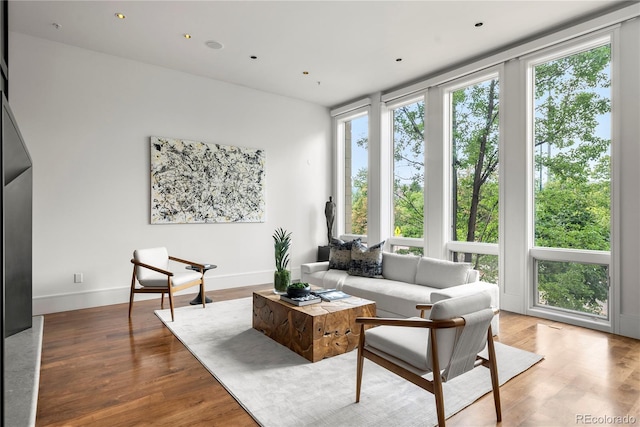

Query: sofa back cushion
[415,257,471,289]
[382,252,420,283]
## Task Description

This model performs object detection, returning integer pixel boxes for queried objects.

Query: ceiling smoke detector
[205,40,224,50]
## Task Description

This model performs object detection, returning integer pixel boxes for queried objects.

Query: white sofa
[301,251,500,333]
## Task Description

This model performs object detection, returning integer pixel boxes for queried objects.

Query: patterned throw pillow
[348,240,385,278]
[329,239,360,271]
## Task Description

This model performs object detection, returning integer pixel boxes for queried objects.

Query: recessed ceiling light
[115,13,126,19]
[395,58,403,62]
[302,71,310,75]
[205,40,224,50]
[475,22,484,27]
[183,33,192,39]
[250,55,258,60]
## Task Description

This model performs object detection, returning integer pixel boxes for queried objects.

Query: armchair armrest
[168,256,205,270]
[355,316,466,329]
[131,259,173,276]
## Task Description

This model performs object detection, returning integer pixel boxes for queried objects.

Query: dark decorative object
[325,196,336,245]
[317,245,330,262]
[273,227,292,294]
[286,282,311,298]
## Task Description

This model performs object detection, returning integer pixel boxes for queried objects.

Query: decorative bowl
[286,283,311,298]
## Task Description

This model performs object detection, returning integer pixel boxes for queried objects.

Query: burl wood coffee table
[252,289,376,363]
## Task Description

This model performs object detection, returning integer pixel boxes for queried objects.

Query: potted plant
[273,227,292,294]
[287,282,311,298]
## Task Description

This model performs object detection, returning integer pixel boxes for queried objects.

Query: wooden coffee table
[252,289,376,363]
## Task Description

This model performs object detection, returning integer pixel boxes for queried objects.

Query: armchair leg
[129,267,137,318]
[161,292,164,308]
[487,327,502,421]
[429,329,446,427]
[168,288,175,322]
[356,324,365,403]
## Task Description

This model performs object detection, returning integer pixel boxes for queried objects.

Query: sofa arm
[301,261,330,275]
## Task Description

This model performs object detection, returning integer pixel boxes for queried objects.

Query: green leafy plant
[288,282,309,289]
[273,227,291,272]
[273,228,292,293]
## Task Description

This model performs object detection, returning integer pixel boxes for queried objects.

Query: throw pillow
[329,238,360,271]
[348,240,385,278]
[415,257,471,289]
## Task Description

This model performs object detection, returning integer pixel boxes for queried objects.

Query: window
[391,99,425,255]
[530,41,611,319]
[343,114,369,236]
[446,73,500,281]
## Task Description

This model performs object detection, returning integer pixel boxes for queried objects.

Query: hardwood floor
[36,285,640,426]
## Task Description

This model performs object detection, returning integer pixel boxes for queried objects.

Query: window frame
[334,106,369,240]
[440,67,503,280]
[385,94,426,254]
[524,31,615,328]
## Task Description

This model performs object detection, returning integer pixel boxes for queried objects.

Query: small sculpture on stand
[325,196,336,245]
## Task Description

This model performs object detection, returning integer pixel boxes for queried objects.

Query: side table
[186,264,217,305]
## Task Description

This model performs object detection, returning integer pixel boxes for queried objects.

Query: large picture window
[343,114,369,236]
[446,74,500,282]
[391,99,424,255]
[530,40,611,319]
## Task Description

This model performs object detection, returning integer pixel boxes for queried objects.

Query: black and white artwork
[150,136,266,224]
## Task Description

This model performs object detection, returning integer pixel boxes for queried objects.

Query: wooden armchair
[129,247,206,321]
[355,292,501,426]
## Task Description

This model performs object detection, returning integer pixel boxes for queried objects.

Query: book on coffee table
[315,290,351,301]
[280,294,322,306]
[310,288,336,296]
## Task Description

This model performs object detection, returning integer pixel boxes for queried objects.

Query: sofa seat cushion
[341,276,438,318]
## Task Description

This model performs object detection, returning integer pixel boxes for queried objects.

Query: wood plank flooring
[36,284,640,426]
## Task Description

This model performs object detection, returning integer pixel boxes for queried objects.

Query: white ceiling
[8,0,630,107]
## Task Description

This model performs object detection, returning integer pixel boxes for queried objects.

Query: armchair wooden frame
[355,304,501,427]
[129,255,206,322]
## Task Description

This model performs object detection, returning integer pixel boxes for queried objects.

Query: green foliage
[273,227,291,272]
[533,44,611,315]
[349,45,612,317]
[351,168,368,235]
[537,261,608,316]
[288,282,309,289]
[452,78,500,246]
[393,103,425,238]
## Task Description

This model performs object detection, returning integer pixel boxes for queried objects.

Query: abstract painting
[150,136,266,224]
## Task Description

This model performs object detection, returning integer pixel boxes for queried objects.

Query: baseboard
[33,268,300,315]
[618,313,640,340]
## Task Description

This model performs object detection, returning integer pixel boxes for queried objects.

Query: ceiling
[8,0,631,108]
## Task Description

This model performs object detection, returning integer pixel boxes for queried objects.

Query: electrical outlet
[74,273,83,283]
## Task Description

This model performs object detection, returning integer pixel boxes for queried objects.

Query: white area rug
[156,298,543,427]
[5,316,44,427]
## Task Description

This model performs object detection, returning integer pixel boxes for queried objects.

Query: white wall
[9,33,332,314]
